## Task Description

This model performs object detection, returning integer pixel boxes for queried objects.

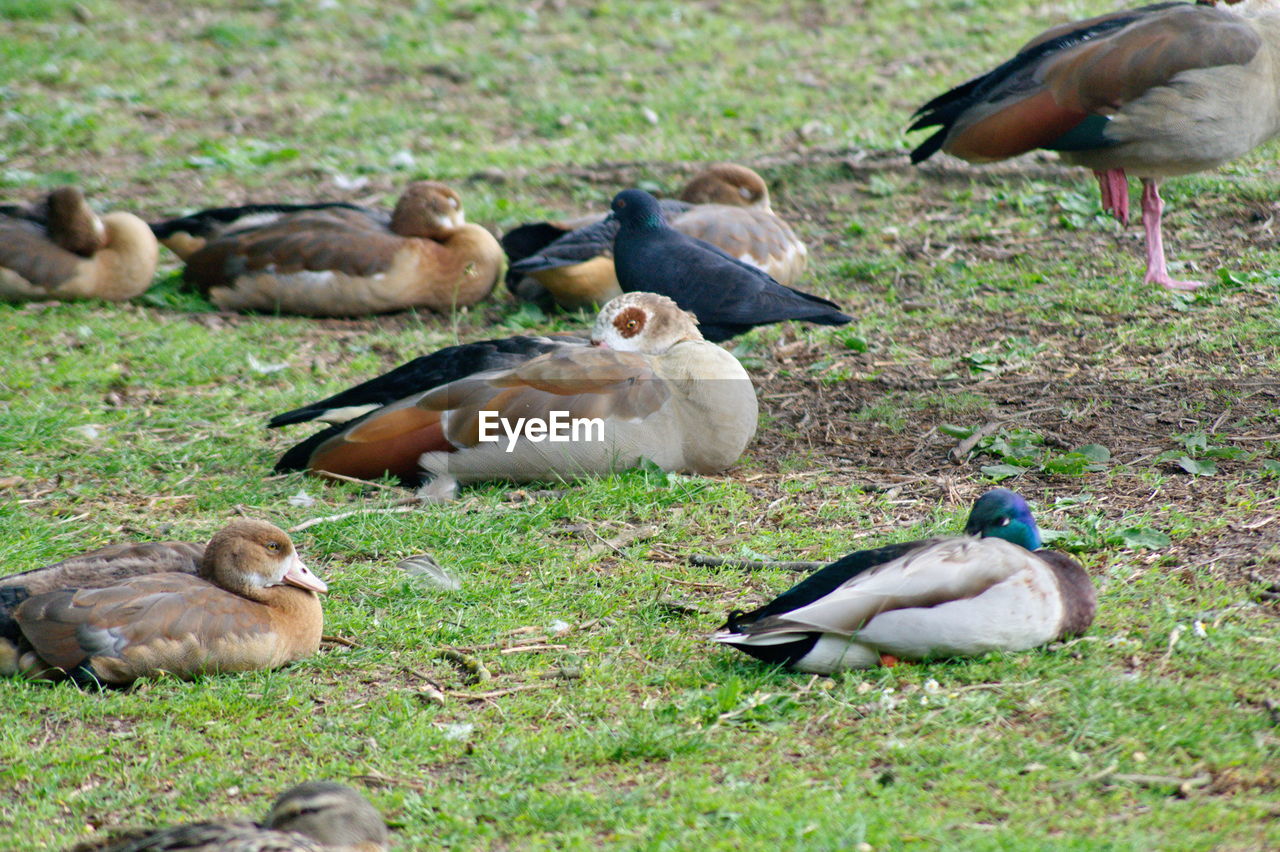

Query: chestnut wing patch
[415,347,670,448]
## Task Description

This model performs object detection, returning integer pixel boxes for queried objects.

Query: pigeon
[607,189,850,341]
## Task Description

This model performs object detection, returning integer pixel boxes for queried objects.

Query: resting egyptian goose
[0,537,205,674]
[0,186,158,302]
[714,489,1097,674]
[909,0,1280,290]
[7,519,326,686]
[608,190,850,341]
[77,781,388,852]
[182,181,503,316]
[272,292,758,490]
[150,202,388,261]
[504,163,809,310]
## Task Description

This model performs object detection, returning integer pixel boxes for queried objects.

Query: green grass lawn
[2,1,1279,849]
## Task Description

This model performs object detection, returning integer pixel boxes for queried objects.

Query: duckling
[0,187,158,302]
[272,292,757,490]
[504,163,808,310]
[715,490,1097,673]
[74,780,388,851]
[183,181,502,316]
[8,520,326,686]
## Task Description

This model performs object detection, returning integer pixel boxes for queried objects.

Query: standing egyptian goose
[0,187,158,302]
[715,490,1097,674]
[150,202,388,261]
[609,190,850,341]
[7,519,326,686]
[183,181,503,316]
[504,163,809,310]
[272,292,758,489]
[909,0,1280,290]
[77,781,388,852]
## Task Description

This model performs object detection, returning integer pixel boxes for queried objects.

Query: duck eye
[995,517,1011,527]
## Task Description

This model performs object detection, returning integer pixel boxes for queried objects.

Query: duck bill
[283,554,329,594]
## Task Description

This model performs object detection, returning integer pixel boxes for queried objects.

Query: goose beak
[283,554,329,594]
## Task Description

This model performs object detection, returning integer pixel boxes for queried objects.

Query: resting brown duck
[70,780,388,851]
[4,520,326,686]
[0,186,158,302]
[183,181,502,316]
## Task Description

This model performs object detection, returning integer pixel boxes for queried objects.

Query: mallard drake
[7,520,327,686]
[504,163,808,310]
[909,0,1280,291]
[714,489,1097,673]
[271,292,757,490]
[608,190,850,342]
[149,202,388,261]
[76,780,388,852]
[182,181,502,316]
[0,187,158,302]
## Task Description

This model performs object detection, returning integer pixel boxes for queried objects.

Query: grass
[2,0,1280,849]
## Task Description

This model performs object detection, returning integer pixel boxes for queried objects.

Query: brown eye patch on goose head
[613,306,647,338]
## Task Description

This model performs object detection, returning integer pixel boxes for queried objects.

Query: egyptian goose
[0,537,205,674]
[504,163,809,310]
[272,292,758,490]
[909,0,1280,290]
[608,190,850,341]
[0,187,158,302]
[78,781,388,852]
[183,181,503,316]
[7,519,326,686]
[150,202,388,261]
[715,489,1097,674]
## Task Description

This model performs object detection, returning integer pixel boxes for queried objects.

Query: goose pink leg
[1094,168,1130,226]
[1140,178,1206,291]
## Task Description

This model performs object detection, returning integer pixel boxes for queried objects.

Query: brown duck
[71,780,388,851]
[0,187,158,302]
[6,519,326,686]
[183,181,502,316]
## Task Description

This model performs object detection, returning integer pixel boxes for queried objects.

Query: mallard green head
[964,488,1042,551]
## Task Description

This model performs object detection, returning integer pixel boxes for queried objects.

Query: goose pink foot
[1140,178,1206,291]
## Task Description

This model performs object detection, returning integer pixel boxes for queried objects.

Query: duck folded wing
[0,219,84,293]
[289,348,669,482]
[185,214,400,287]
[748,538,1033,636]
[268,335,581,428]
[417,347,671,446]
[673,205,806,285]
[14,575,308,683]
[0,540,204,601]
[913,3,1264,163]
[1035,5,1261,112]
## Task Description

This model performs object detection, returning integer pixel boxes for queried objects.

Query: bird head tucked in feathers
[589,292,704,353]
[964,488,1043,551]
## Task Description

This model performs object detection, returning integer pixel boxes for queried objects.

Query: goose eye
[266,540,281,551]
[626,319,638,329]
